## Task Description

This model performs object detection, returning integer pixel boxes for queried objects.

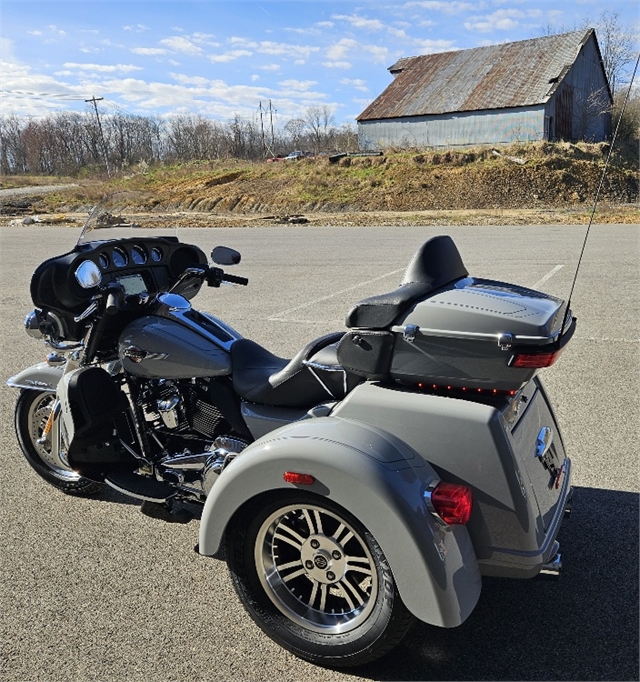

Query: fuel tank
[119,315,232,378]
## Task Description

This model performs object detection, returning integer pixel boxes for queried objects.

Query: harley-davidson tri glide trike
[8,199,575,667]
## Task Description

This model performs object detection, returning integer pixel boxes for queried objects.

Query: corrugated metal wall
[545,35,611,141]
[358,105,546,149]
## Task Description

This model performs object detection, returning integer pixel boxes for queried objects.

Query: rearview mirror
[211,246,241,266]
[75,260,102,289]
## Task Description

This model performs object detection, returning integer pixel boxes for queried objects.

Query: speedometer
[131,246,147,265]
[112,248,128,268]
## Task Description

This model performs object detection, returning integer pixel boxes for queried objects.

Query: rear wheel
[14,389,101,496]
[227,493,414,667]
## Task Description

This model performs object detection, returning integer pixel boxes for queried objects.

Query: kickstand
[140,500,193,524]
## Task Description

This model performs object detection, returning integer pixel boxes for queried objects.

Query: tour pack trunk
[388,277,575,392]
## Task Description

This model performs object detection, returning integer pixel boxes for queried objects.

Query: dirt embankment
[1,141,638,225]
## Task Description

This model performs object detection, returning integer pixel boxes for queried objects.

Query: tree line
[0,104,359,176]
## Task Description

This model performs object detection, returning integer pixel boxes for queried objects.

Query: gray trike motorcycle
[8,199,575,667]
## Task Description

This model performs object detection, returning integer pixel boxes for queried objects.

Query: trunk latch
[498,332,515,350]
[403,324,419,343]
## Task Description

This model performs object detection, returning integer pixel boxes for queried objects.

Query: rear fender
[199,416,481,627]
[6,362,64,392]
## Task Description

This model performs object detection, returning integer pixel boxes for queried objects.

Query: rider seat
[231,332,361,408]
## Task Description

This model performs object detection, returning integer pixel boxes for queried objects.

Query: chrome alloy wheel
[26,392,78,480]
[254,503,378,634]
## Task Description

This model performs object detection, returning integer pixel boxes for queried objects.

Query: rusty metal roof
[358,30,594,121]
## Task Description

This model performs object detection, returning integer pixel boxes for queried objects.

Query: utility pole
[258,101,266,155]
[268,99,276,148]
[85,96,111,177]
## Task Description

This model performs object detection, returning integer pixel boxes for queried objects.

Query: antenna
[558,53,639,345]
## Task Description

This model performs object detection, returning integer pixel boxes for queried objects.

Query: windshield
[77,191,177,245]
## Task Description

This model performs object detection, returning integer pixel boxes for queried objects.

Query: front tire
[227,493,414,667]
[14,389,101,496]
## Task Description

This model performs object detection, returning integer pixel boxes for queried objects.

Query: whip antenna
[558,52,640,343]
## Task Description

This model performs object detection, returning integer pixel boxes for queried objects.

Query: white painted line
[531,264,564,290]
[269,268,405,321]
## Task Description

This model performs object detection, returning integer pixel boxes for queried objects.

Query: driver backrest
[344,235,469,330]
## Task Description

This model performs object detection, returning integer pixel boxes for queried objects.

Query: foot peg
[140,500,193,524]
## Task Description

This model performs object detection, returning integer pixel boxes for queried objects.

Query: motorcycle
[8,196,576,667]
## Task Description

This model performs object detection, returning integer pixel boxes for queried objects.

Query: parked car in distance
[284,150,313,161]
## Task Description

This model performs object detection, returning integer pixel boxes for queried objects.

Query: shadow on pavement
[354,486,639,681]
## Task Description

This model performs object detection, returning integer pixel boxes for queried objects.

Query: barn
[357,30,612,150]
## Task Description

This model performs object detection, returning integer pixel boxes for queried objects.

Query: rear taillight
[425,482,473,525]
[511,349,563,368]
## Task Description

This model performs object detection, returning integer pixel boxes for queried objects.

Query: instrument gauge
[150,247,163,263]
[112,247,128,268]
[98,253,110,270]
[131,246,147,265]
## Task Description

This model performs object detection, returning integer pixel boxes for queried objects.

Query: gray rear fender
[199,416,481,627]
[7,362,64,392]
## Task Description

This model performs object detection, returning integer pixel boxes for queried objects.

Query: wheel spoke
[340,577,368,608]
[346,555,373,576]
[318,583,328,612]
[276,559,303,572]
[333,523,349,544]
[307,580,319,607]
[273,532,303,551]
[282,568,307,583]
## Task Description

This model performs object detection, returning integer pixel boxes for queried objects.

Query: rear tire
[227,492,414,667]
[14,389,101,496]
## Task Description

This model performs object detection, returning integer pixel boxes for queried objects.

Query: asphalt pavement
[0,222,638,681]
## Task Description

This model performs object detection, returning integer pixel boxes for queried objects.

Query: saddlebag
[65,367,133,468]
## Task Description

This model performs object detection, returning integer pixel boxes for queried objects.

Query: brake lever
[74,300,100,323]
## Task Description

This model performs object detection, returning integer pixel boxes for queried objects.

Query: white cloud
[257,41,320,60]
[316,21,334,29]
[414,38,456,53]
[259,63,281,71]
[28,30,43,36]
[340,78,369,92]
[278,79,318,91]
[332,14,385,31]
[251,74,260,82]
[285,27,321,36]
[464,8,545,32]
[326,38,358,61]
[404,1,476,12]
[131,47,168,56]
[208,49,252,63]
[123,24,149,33]
[159,36,203,55]
[322,61,353,69]
[47,25,67,36]
[63,62,143,73]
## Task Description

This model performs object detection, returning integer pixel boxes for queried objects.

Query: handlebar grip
[105,290,122,315]
[222,273,249,286]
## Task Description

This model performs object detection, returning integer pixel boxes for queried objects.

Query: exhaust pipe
[539,541,562,576]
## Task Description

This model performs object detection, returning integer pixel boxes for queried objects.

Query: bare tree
[304,105,335,153]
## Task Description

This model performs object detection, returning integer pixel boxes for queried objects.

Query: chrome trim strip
[391,325,562,345]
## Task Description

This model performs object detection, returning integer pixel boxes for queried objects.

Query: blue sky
[1,0,638,125]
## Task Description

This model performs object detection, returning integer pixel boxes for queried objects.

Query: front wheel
[227,493,414,667]
[14,389,101,496]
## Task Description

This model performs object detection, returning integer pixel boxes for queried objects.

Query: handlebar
[221,273,249,286]
[105,285,124,315]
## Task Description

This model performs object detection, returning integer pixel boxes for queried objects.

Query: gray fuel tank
[119,316,232,378]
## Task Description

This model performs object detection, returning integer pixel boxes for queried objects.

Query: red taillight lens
[283,471,315,485]
[430,482,473,525]
[511,349,563,368]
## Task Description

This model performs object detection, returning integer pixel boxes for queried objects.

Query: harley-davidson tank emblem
[123,346,169,363]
